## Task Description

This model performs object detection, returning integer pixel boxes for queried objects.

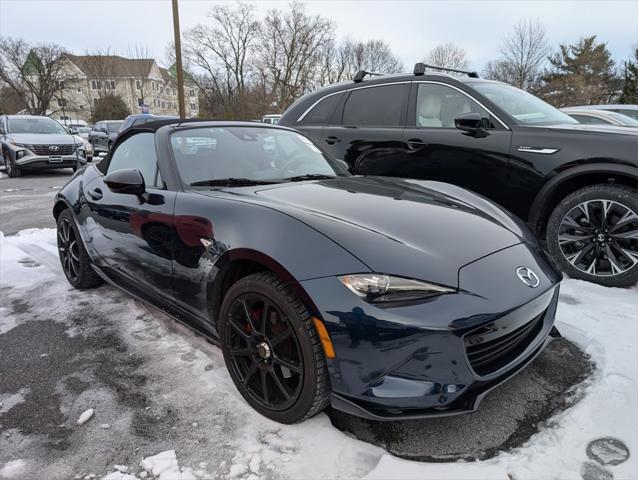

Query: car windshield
[77,127,92,134]
[7,117,68,134]
[170,126,345,186]
[608,108,638,121]
[106,122,123,133]
[472,83,578,126]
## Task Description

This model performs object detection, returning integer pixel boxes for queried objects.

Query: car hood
[7,133,78,145]
[543,123,638,136]
[200,176,531,287]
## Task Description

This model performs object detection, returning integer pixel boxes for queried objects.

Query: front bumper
[16,155,85,169]
[301,242,562,420]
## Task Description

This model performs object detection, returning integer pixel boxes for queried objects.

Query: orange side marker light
[312,317,336,359]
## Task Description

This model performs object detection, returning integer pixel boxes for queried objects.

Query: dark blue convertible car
[54,120,561,423]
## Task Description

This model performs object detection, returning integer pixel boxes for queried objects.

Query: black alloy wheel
[58,216,81,283]
[547,184,638,287]
[56,209,103,289]
[220,272,330,423]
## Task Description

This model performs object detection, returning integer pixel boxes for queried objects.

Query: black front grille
[464,311,544,376]
[29,144,76,155]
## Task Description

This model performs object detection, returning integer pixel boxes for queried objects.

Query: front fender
[528,162,638,233]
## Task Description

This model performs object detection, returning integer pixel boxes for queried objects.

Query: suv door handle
[406,139,428,150]
[325,136,341,145]
[87,188,103,200]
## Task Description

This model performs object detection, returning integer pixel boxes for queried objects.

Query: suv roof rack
[413,62,479,78]
[352,70,385,83]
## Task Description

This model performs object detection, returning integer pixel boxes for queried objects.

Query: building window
[58,81,65,90]
[76,87,82,93]
[160,86,164,93]
[190,103,196,110]
[57,98,67,107]
[189,89,195,97]
[96,80,102,90]
[93,98,98,106]
[136,80,141,89]
[91,80,97,90]
[138,98,144,107]
[161,102,166,109]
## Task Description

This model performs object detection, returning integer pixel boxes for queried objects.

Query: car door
[90,122,105,151]
[84,131,177,298]
[400,81,513,205]
[319,83,410,169]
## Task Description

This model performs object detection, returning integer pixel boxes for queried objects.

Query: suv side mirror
[455,113,489,134]
[334,158,350,172]
[104,169,145,195]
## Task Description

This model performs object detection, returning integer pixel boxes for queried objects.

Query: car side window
[415,83,491,128]
[342,84,406,127]
[301,93,342,125]
[107,132,162,188]
[570,114,609,125]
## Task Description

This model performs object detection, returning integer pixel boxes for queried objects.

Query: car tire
[219,272,330,424]
[57,209,104,289]
[4,151,21,178]
[546,183,638,287]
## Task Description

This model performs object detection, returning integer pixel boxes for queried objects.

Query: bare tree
[183,2,260,118]
[346,39,403,76]
[425,43,469,71]
[258,1,334,109]
[0,37,68,115]
[489,19,549,89]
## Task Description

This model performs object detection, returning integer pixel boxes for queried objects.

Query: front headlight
[339,274,455,302]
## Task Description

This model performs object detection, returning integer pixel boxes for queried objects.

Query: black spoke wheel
[547,184,638,287]
[219,272,330,423]
[58,217,81,282]
[56,209,103,289]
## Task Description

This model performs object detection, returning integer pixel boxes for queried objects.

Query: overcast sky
[1,0,636,72]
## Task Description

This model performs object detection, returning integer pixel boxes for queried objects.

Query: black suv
[280,64,638,287]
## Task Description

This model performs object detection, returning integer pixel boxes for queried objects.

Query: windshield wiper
[281,174,337,182]
[190,178,278,187]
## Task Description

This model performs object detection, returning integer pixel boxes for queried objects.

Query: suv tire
[4,151,21,178]
[547,184,638,287]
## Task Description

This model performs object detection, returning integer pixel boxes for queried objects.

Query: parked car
[73,134,93,161]
[53,120,561,423]
[262,114,281,125]
[75,126,93,139]
[89,120,123,155]
[561,107,638,128]
[119,114,179,133]
[566,104,638,122]
[0,115,87,177]
[280,63,638,287]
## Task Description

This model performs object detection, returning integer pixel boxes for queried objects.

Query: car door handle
[325,136,341,145]
[87,188,103,200]
[406,139,428,150]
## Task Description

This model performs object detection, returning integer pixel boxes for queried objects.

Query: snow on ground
[1,228,637,480]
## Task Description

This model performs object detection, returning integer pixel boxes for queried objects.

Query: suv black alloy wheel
[547,184,638,287]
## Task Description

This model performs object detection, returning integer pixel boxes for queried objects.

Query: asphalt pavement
[0,167,596,478]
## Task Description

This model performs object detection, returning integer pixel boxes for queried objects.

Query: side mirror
[104,169,145,195]
[455,113,489,134]
[69,127,78,135]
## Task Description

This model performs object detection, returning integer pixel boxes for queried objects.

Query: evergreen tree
[538,36,618,107]
[619,47,638,104]
[90,94,131,123]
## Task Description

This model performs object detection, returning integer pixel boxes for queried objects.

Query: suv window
[343,84,406,127]
[301,93,342,125]
[416,83,491,128]
[107,132,161,188]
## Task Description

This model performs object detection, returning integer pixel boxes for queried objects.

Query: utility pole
[172,0,186,119]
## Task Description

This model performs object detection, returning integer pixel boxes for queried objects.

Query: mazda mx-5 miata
[53,120,562,423]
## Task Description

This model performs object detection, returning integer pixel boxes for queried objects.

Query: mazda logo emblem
[49,145,60,152]
[516,266,540,288]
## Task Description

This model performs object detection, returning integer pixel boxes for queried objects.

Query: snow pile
[77,408,94,426]
[0,459,27,479]
[138,450,196,480]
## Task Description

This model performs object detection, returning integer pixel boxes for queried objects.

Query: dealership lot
[1,171,636,480]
